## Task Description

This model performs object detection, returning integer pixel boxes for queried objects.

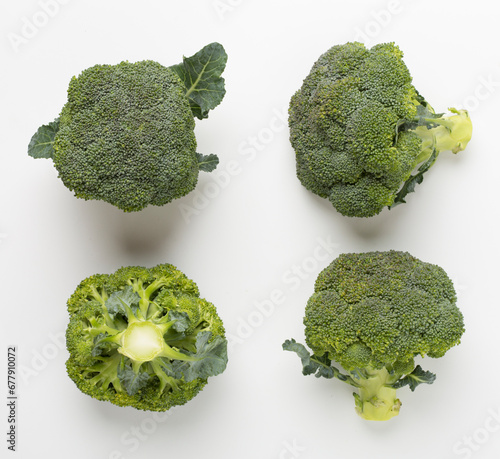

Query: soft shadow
[341,207,403,240]
[309,192,408,241]
[75,198,186,258]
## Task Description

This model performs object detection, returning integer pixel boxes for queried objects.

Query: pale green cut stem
[118,321,165,363]
[354,367,401,421]
[116,320,199,365]
[412,108,472,164]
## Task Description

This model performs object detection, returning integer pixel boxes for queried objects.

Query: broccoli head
[283,250,464,421]
[28,43,227,212]
[288,42,472,217]
[66,263,228,411]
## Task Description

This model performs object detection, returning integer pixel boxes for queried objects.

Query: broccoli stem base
[412,108,472,164]
[390,107,472,209]
[353,368,401,421]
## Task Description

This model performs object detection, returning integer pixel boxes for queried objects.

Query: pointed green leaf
[390,149,439,208]
[105,286,141,318]
[392,365,436,391]
[170,42,227,120]
[172,331,228,382]
[91,333,108,357]
[196,153,219,172]
[282,339,357,385]
[166,310,190,333]
[28,118,60,159]
[283,339,330,376]
[91,333,120,357]
[117,365,150,395]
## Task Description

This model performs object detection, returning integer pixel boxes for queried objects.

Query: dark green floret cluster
[66,264,228,411]
[28,43,227,212]
[53,61,198,212]
[289,42,472,217]
[283,250,464,421]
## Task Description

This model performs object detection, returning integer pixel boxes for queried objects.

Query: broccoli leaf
[394,105,444,144]
[170,42,228,120]
[166,310,190,333]
[105,286,141,317]
[91,333,114,357]
[172,331,228,382]
[390,148,439,208]
[158,357,176,377]
[283,339,332,377]
[196,153,219,172]
[282,339,357,386]
[117,365,150,396]
[392,365,436,391]
[27,118,60,159]
[162,311,191,344]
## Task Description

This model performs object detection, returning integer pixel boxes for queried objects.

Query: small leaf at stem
[392,365,436,391]
[169,43,227,120]
[105,286,141,318]
[118,365,150,395]
[196,153,219,172]
[28,118,60,159]
[389,149,439,208]
[282,339,356,385]
[172,331,228,382]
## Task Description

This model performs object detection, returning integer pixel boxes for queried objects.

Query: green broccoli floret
[65,264,228,411]
[283,250,464,421]
[289,42,472,217]
[28,43,227,212]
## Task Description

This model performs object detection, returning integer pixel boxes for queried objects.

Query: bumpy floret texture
[66,264,227,411]
[304,251,464,372]
[289,42,423,217]
[53,61,198,211]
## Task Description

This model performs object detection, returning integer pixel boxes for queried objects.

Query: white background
[1,1,499,458]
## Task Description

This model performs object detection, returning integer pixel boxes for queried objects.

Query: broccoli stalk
[413,108,472,157]
[283,338,437,421]
[391,105,473,207]
[353,368,402,421]
[283,251,464,421]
